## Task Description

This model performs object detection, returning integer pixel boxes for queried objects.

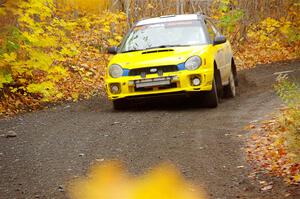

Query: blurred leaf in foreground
[68,161,206,199]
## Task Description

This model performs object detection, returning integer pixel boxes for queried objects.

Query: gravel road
[1,60,300,199]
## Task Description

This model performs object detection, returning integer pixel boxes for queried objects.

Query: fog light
[192,77,201,86]
[110,84,121,94]
[128,81,134,86]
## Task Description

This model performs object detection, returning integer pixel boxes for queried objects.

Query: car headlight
[109,64,123,78]
[185,56,202,70]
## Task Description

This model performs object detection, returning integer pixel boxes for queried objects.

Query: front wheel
[224,70,236,98]
[203,79,219,108]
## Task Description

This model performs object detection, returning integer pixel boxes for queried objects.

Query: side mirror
[213,35,227,45]
[107,46,119,55]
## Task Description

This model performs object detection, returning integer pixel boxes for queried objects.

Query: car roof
[136,14,205,26]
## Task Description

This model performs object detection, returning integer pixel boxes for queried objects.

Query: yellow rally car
[105,14,238,109]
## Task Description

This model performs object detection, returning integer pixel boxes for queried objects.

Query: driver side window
[205,19,220,43]
[206,22,215,42]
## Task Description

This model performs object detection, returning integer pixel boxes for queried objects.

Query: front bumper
[105,68,214,101]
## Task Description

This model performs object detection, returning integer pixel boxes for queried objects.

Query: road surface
[1,60,300,199]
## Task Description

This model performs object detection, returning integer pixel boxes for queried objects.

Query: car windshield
[119,20,208,53]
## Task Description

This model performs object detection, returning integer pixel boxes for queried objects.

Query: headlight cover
[185,56,202,70]
[109,64,123,78]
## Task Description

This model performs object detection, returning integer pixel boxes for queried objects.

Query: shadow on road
[109,96,217,112]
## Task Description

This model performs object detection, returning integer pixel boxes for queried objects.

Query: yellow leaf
[294,174,300,182]
[3,52,17,62]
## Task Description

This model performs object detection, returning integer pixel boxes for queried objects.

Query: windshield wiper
[145,45,191,50]
[120,45,191,53]
[120,49,143,53]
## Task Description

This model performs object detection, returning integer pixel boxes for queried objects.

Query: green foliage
[280,21,300,44]
[274,75,300,161]
[1,27,23,53]
[26,81,56,101]
[274,75,300,107]
[218,0,228,11]
[0,69,13,89]
[219,9,244,34]
[211,0,244,35]
[0,27,23,62]
[280,108,300,162]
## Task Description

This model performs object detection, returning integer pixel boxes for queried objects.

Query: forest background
[0,0,299,116]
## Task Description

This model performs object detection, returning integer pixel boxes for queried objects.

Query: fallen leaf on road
[293,174,300,183]
[246,108,300,185]
[244,124,256,130]
[259,180,267,185]
[112,121,120,125]
[284,193,291,197]
[261,185,273,191]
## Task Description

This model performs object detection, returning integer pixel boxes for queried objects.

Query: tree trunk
[125,0,131,27]
[180,0,184,14]
[176,0,180,14]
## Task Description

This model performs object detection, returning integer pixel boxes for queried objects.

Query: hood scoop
[142,49,174,54]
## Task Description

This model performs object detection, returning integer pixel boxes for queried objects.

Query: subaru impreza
[105,14,238,109]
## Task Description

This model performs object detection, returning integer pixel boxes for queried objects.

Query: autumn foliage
[0,0,300,116]
[0,0,127,115]
[235,10,300,69]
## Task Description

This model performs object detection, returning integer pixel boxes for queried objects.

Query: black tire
[204,78,219,108]
[224,69,236,98]
[113,99,127,110]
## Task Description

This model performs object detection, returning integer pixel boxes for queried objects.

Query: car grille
[128,65,178,76]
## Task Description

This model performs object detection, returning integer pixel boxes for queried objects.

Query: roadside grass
[275,75,300,162]
[279,108,300,163]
